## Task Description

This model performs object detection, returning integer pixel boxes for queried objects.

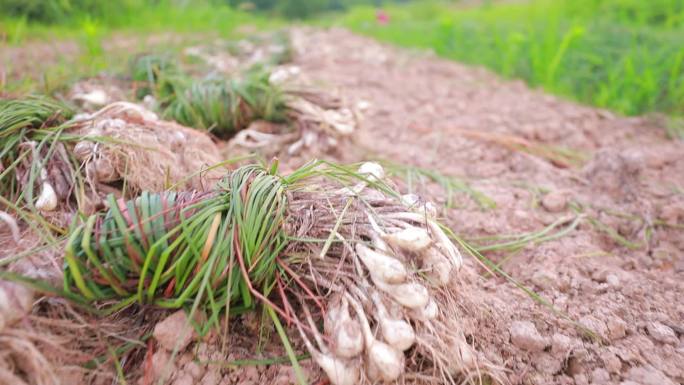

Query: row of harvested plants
[1,38,356,219]
[0,33,491,385]
[60,161,484,384]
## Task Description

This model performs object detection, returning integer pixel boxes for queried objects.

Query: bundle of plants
[129,52,357,152]
[68,101,225,197]
[0,96,77,214]
[60,161,496,384]
[155,70,288,139]
[129,53,179,101]
[220,81,359,158]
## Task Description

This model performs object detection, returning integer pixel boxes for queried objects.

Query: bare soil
[1,27,683,385]
[286,28,684,385]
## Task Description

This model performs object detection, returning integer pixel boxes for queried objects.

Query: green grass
[0,1,283,95]
[332,0,684,117]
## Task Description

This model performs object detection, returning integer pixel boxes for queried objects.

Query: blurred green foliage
[2,0,682,117]
[337,0,684,116]
[0,0,404,23]
[0,0,142,23]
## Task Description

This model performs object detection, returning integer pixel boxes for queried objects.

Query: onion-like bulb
[385,211,463,270]
[298,306,359,385]
[356,244,407,284]
[401,194,437,218]
[420,247,452,287]
[382,225,432,252]
[369,231,391,254]
[410,297,439,320]
[371,275,430,310]
[371,292,415,351]
[299,333,359,385]
[357,162,385,182]
[346,294,405,382]
[35,182,57,211]
[94,157,118,182]
[330,298,364,358]
[448,336,478,374]
[73,141,95,161]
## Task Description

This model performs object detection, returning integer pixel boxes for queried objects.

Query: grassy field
[333,0,684,117]
[2,0,684,120]
[0,1,283,95]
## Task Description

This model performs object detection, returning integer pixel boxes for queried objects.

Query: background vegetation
[336,0,684,116]
[1,0,683,118]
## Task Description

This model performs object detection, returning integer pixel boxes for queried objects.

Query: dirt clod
[590,367,610,383]
[579,315,608,340]
[151,349,176,382]
[646,322,678,345]
[542,191,568,213]
[510,321,548,352]
[607,317,628,341]
[626,365,677,385]
[154,310,195,352]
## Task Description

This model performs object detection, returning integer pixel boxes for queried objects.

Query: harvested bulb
[382,225,432,252]
[73,141,95,161]
[346,294,405,382]
[356,243,407,284]
[410,297,439,320]
[357,162,385,182]
[387,211,464,270]
[371,276,430,310]
[329,297,364,358]
[35,182,57,211]
[371,292,415,351]
[420,247,452,287]
[301,335,359,385]
[299,306,359,385]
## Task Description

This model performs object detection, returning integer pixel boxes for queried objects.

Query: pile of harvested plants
[1,95,224,220]
[68,101,224,195]
[0,96,77,216]
[130,48,357,154]
[58,160,494,384]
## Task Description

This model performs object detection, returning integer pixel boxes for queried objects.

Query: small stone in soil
[590,368,610,383]
[541,191,567,213]
[154,310,195,351]
[533,352,563,375]
[551,333,575,356]
[646,322,678,345]
[510,320,548,352]
[605,273,620,286]
[151,350,176,382]
[579,315,608,339]
[600,350,622,374]
[607,317,627,341]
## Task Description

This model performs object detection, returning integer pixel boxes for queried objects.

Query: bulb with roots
[355,243,407,285]
[345,293,405,382]
[327,297,364,359]
[297,303,360,385]
[420,246,453,287]
[370,291,416,351]
[370,274,430,310]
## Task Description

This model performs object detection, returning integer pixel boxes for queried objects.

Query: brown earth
[1,27,683,385]
[286,28,684,385]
